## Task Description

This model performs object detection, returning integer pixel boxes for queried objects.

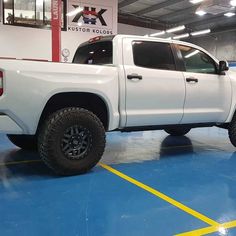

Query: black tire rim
[61,125,92,160]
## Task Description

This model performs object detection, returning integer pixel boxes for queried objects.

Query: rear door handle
[127,74,143,81]
[186,77,198,83]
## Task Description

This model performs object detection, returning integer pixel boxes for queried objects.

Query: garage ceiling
[118,0,236,35]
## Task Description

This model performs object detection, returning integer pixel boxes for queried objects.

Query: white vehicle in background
[0,35,235,175]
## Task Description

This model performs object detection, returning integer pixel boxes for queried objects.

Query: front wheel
[38,108,106,176]
[164,127,191,136]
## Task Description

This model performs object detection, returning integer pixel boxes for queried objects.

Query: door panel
[176,44,232,124]
[182,72,231,123]
[123,38,186,127]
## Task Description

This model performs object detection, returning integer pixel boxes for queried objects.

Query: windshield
[73,41,113,65]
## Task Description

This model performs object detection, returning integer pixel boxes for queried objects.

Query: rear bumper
[0,115,23,134]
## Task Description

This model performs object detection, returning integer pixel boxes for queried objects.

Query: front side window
[3,0,66,30]
[73,41,113,65]
[177,45,217,74]
[132,41,176,70]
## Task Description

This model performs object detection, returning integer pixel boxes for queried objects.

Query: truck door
[175,44,232,124]
[123,38,186,127]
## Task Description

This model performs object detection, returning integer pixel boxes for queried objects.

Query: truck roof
[78,34,218,63]
[112,34,218,62]
[113,34,201,48]
[82,34,204,50]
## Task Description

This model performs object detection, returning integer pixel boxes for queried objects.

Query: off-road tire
[38,107,106,176]
[164,127,191,136]
[7,135,38,150]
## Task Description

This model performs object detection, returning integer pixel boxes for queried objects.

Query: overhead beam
[118,13,167,30]
[158,5,197,21]
[177,14,216,26]
[188,14,236,29]
[118,0,139,9]
[211,24,236,34]
[134,0,185,16]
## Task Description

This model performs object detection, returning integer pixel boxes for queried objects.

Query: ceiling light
[191,29,211,36]
[190,0,204,4]
[196,10,207,16]
[230,0,236,7]
[166,25,185,33]
[173,33,190,40]
[144,34,149,37]
[67,6,83,17]
[224,12,235,17]
[150,31,165,37]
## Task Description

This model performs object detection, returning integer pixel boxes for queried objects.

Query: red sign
[51,0,62,62]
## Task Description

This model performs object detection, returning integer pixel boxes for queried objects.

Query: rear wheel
[228,116,236,147]
[164,127,191,136]
[7,135,38,150]
[38,107,106,176]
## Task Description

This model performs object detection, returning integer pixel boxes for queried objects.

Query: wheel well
[38,92,109,131]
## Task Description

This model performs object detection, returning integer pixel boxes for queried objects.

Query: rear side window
[73,41,113,65]
[132,41,176,70]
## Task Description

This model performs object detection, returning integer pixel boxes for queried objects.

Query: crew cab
[0,35,235,175]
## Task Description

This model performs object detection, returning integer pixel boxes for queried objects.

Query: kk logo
[72,6,107,26]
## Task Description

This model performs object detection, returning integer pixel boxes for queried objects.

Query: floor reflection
[0,148,53,182]
[102,131,200,164]
[159,135,193,157]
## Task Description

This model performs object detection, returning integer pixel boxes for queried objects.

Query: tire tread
[38,107,106,175]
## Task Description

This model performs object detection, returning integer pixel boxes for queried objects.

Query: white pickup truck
[0,35,235,175]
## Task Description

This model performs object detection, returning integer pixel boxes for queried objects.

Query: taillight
[0,71,3,96]
[89,36,102,43]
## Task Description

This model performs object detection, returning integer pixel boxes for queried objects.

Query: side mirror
[219,61,229,74]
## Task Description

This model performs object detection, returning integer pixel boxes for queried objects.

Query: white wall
[0,25,52,60]
[0,0,117,61]
[118,23,157,36]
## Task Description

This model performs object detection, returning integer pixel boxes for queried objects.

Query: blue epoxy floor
[0,128,236,236]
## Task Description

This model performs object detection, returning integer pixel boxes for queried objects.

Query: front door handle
[186,77,198,83]
[127,74,143,81]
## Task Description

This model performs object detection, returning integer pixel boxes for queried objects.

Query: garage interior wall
[188,31,236,61]
[0,22,155,61]
[0,0,117,61]
[118,23,157,36]
[1,0,236,62]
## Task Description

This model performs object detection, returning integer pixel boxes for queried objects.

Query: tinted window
[177,45,217,74]
[73,41,113,65]
[132,41,176,70]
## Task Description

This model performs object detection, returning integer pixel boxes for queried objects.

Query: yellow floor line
[99,163,219,227]
[0,160,42,166]
[175,219,236,236]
